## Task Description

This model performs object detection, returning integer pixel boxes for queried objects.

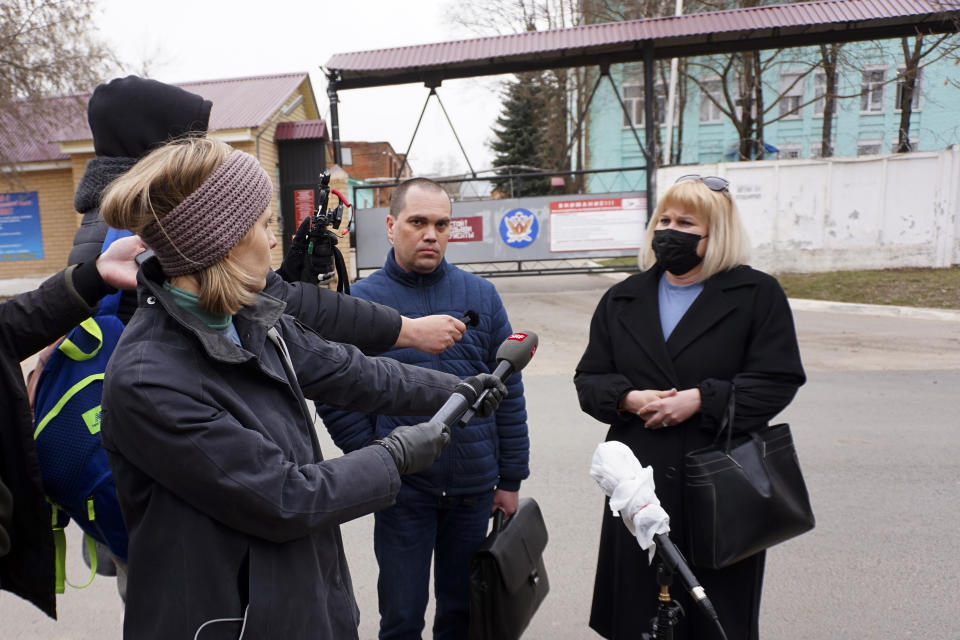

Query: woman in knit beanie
[94,138,500,639]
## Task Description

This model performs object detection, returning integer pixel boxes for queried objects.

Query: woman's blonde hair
[638,179,751,280]
[101,137,261,315]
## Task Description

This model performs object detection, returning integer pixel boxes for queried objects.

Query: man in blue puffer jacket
[318,178,529,640]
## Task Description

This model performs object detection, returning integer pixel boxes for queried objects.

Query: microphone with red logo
[459,331,538,426]
[428,331,538,429]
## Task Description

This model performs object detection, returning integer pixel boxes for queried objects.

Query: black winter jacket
[101,259,460,639]
[0,263,112,618]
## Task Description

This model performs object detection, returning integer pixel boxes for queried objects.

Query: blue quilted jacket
[318,250,529,495]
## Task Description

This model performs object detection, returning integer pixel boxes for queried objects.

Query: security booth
[275,120,328,254]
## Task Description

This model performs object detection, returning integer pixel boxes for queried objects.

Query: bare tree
[894,33,957,152]
[445,0,675,184]
[685,46,820,160]
[816,43,842,158]
[0,0,115,174]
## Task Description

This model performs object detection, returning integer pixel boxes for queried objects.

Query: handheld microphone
[428,331,538,429]
[429,379,484,428]
[460,310,479,327]
[459,331,538,425]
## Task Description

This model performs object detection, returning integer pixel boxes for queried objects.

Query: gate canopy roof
[326,0,960,89]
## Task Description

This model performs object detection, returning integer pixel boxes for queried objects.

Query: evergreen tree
[490,74,551,197]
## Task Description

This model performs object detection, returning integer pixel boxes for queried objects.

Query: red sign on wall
[448,216,483,242]
[294,189,315,227]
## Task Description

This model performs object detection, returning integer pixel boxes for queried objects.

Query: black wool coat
[574,265,805,640]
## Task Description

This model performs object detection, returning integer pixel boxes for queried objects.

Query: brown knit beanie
[141,151,272,276]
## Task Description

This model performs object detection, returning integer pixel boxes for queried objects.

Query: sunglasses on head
[675,174,730,192]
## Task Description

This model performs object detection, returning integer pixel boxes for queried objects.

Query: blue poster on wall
[0,191,44,261]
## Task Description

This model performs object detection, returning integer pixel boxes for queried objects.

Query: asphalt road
[3,272,959,639]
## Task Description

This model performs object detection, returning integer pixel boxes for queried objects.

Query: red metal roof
[180,72,312,130]
[0,96,85,164]
[326,0,960,89]
[275,120,328,141]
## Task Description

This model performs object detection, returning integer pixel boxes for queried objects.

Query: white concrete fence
[658,146,960,273]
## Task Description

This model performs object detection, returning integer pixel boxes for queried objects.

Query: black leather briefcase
[468,497,550,640]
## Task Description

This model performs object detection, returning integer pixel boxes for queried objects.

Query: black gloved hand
[276,217,311,283]
[374,420,451,475]
[462,373,508,418]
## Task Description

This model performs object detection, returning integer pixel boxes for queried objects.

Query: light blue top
[658,272,704,340]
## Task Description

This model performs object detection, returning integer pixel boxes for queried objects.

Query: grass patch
[596,257,638,268]
[596,260,960,309]
[776,267,960,309]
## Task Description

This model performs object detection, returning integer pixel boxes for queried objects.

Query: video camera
[297,170,352,293]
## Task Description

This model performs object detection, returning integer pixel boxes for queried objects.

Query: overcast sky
[94,0,506,176]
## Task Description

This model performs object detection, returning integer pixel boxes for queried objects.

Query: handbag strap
[717,386,737,454]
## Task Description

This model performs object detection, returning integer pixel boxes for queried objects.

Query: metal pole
[396,88,435,181]
[434,90,477,179]
[326,71,342,166]
[604,72,651,164]
[560,68,606,169]
[643,42,657,224]
[663,0,683,165]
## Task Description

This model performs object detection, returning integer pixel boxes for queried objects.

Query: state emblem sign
[499,208,539,248]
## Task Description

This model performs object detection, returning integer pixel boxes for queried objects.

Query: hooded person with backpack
[96,136,508,639]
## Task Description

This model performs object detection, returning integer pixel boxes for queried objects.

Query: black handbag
[468,497,550,640]
[684,388,815,570]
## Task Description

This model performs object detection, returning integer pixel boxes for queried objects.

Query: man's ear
[386,214,395,245]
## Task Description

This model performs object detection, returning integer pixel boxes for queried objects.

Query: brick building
[0,72,324,279]
[338,141,412,207]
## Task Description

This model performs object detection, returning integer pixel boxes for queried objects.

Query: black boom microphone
[429,331,539,429]
[459,331,538,425]
[652,532,723,631]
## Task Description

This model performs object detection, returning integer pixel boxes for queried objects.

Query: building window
[778,145,802,159]
[813,73,826,116]
[341,147,353,166]
[779,72,804,118]
[699,79,722,123]
[622,83,643,127]
[810,140,836,158]
[895,66,922,111]
[860,68,885,112]
[857,140,883,156]
[890,138,918,152]
[621,83,675,127]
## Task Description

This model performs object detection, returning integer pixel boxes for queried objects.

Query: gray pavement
[3,272,959,638]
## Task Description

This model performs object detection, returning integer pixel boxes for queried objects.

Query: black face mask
[651,229,705,275]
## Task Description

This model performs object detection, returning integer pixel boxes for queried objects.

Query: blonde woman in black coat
[575,176,805,640]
